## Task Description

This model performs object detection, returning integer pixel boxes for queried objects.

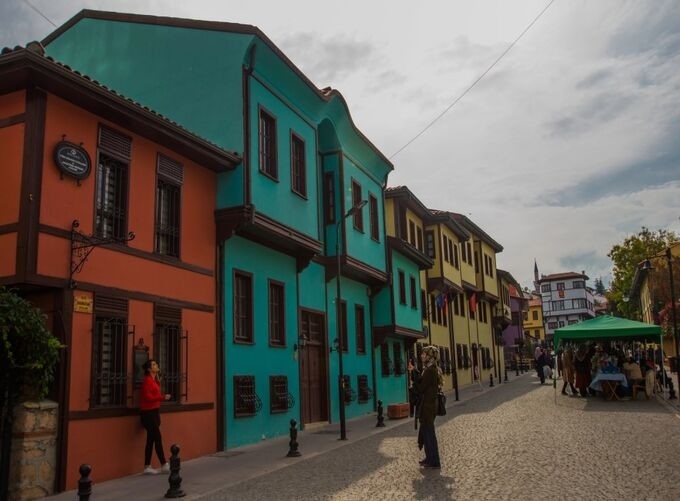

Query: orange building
[0,45,240,489]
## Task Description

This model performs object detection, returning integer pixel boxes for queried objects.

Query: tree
[607,227,678,319]
[593,277,606,295]
[0,288,63,500]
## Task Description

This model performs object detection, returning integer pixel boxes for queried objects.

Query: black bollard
[504,368,508,383]
[77,464,92,501]
[164,444,185,498]
[286,419,301,457]
[489,374,494,387]
[376,400,385,427]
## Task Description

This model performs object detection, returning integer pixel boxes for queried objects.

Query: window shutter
[99,125,132,159]
[94,295,128,315]
[157,154,184,185]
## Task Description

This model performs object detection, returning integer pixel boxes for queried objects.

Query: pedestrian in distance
[140,359,172,474]
[561,346,578,395]
[574,346,591,397]
[536,348,546,384]
[409,345,443,469]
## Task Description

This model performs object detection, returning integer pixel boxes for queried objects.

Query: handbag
[436,390,447,416]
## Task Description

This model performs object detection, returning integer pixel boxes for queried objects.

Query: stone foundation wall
[8,400,58,501]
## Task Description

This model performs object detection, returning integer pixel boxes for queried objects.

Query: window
[573,280,585,289]
[559,321,565,327]
[474,251,479,273]
[448,240,454,265]
[234,271,253,343]
[534,329,540,337]
[409,221,416,247]
[425,231,435,258]
[96,126,130,239]
[524,312,528,321]
[456,344,464,369]
[453,243,459,268]
[351,180,363,231]
[155,154,182,258]
[409,276,417,308]
[91,296,129,407]
[461,241,467,262]
[573,298,586,309]
[234,375,258,417]
[532,311,538,320]
[258,108,277,178]
[369,194,379,241]
[290,133,306,196]
[154,305,184,403]
[398,270,406,304]
[269,280,285,346]
[357,375,370,403]
[466,242,472,263]
[568,320,578,325]
[421,290,427,319]
[548,322,558,329]
[269,375,289,413]
[453,294,460,316]
[393,342,404,375]
[324,173,335,224]
[442,235,449,263]
[355,305,365,354]
[541,284,550,292]
[553,300,565,311]
[556,282,565,291]
[416,227,423,252]
[339,301,348,352]
[380,343,392,376]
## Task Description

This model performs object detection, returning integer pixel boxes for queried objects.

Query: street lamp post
[335,199,366,441]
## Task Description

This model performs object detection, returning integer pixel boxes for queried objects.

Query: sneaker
[161,463,170,473]
[143,466,158,475]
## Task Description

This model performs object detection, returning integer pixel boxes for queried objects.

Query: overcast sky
[2,0,679,290]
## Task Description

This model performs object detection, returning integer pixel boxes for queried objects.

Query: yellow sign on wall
[74,295,93,313]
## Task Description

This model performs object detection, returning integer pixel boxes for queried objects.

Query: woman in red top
[140,359,171,474]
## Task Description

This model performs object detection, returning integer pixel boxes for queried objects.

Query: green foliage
[0,287,63,402]
[593,278,606,295]
[607,227,678,319]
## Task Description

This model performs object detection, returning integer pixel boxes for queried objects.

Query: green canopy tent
[552,315,662,402]
[554,315,662,346]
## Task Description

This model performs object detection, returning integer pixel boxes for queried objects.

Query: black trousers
[141,409,166,466]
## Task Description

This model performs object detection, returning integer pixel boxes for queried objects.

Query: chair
[632,370,655,400]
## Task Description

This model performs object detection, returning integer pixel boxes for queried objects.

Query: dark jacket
[414,365,438,426]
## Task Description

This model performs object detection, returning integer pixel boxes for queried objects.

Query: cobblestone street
[205,375,680,501]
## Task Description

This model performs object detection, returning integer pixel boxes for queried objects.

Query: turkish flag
[469,292,477,313]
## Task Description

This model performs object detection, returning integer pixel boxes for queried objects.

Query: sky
[2,0,679,290]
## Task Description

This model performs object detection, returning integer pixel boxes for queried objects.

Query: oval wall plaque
[53,141,91,180]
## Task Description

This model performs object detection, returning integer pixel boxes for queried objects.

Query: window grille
[153,305,187,402]
[95,153,128,239]
[355,305,365,354]
[234,375,261,417]
[155,179,180,257]
[234,271,253,343]
[91,317,129,407]
[357,375,372,403]
[270,375,294,413]
[398,270,406,305]
[351,180,363,231]
[269,280,285,346]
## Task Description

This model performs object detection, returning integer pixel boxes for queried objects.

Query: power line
[22,0,57,28]
[389,0,557,160]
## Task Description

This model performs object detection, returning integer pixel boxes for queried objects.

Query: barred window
[155,155,183,258]
[234,271,253,343]
[269,375,289,414]
[357,375,370,403]
[234,375,259,417]
[91,296,129,407]
[258,109,277,179]
[398,270,406,305]
[154,305,185,403]
[380,343,391,376]
[393,342,404,376]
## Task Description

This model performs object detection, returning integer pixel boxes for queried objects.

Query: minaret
[533,259,539,292]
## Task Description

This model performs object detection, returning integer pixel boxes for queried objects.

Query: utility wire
[389,0,557,160]
[22,0,57,28]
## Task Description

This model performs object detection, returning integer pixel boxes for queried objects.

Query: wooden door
[299,310,327,424]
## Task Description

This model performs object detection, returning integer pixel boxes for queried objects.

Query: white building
[535,271,595,344]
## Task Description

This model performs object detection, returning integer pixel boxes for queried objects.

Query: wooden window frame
[153,305,185,403]
[409,276,417,309]
[398,270,406,305]
[369,194,379,241]
[268,279,285,347]
[351,179,364,232]
[324,172,336,224]
[355,304,366,354]
[290,132,307,198]
[233,270,254,344]
[258,107,278,180]
[154,155,182,259]
[91,296,129,408]
[425,231,435,258]
[269,375,289,414]
[234,375,258,417]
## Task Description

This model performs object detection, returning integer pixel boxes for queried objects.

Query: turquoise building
[45,10,417,449]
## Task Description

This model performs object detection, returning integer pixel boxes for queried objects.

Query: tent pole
[661,332,666,398]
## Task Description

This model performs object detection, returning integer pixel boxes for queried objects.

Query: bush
[0,287,63,402]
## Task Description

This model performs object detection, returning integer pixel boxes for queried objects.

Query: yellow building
[523,291,545,342]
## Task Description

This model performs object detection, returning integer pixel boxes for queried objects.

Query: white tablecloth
[589,372,628,391]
